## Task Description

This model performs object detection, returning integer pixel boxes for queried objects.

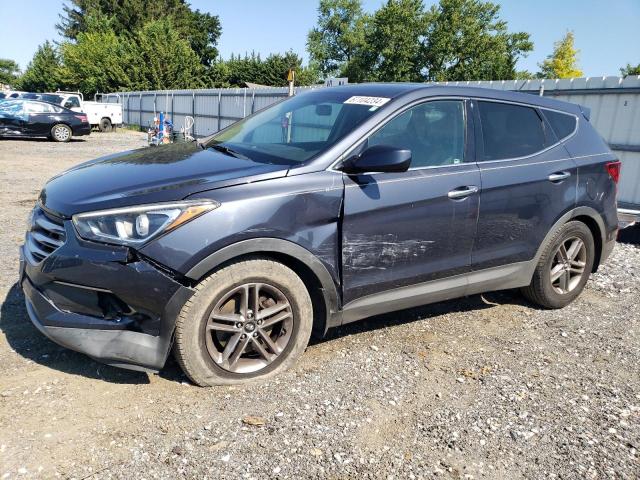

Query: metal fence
[101,86,317,138]
[104,76,640,206]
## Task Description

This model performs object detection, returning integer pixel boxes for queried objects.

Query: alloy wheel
[205,282,294,374]
[549,236,587,294]
[54,126,70,141]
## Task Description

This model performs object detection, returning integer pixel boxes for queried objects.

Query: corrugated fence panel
[104,77,640,205]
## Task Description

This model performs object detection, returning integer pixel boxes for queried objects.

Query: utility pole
[287,69,295,97]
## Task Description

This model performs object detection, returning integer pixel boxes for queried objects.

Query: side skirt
[339,260,533,325]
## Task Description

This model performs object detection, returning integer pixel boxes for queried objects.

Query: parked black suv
[20,84,620,386]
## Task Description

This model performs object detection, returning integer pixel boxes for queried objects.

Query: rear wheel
[99,117,112,132]
[174,258,313,386]
[50,124,72,142]
[522,221,595,308]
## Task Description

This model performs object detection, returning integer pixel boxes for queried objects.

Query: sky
[1,0,638,77]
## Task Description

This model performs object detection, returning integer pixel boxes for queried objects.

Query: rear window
[478,101,547,161]
[543,109,577,140]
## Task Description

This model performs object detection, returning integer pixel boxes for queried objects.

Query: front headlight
[72,200,219,247]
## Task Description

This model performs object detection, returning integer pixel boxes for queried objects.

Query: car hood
[39,142,290,216]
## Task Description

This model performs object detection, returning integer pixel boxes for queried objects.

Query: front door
[23,101,56,136]
[341,99,480,305]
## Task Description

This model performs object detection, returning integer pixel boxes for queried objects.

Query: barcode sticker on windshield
[344,96,390,107]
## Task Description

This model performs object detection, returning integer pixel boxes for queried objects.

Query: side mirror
[341,144,411,174]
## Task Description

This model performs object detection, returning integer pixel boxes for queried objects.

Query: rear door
[341,99,480,304]
[23,101,56,136]
[472,99,577,271]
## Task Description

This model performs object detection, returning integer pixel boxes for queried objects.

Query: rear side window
[543,109,576,140]
[478,101,547,160]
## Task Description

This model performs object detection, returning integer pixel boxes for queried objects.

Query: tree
[538,31,582,79]
[361,0,427,82]
[307,0,533,82]
[421,0,533,81]
[133,19,204,90]
[307,0,369,80]
[0,58,20,87]
[60,15,137,96]
[57,0,221,67]
[620,63,640,77]
[209,51,317,88]
[17,42,63,92]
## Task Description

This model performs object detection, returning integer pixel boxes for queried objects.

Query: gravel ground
[1,132,639,479]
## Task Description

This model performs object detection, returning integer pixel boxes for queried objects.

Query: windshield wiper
[209,144,250,160]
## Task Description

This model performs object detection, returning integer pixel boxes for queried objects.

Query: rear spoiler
[579,105,591,121]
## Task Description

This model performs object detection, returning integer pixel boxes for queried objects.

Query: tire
[99,117,112,132]
[50,124,72,142]
[521,221,595,309]
[174,258,313,386]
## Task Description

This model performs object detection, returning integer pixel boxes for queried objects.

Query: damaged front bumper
[19,209,193,371]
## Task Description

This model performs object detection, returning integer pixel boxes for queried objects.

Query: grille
[25,207,66,263]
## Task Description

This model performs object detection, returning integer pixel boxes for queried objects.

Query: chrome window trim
[340,152,610,186]
[473,97,580,164]
[327,96,470,173]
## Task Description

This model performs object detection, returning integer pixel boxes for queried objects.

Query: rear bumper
[618,206,640,229]
[74,124,92,136]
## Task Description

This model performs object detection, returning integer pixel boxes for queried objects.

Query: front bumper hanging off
[20,212,194,372]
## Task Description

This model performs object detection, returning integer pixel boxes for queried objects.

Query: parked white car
[53,91,123,132]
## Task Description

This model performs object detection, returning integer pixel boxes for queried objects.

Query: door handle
[448,185,479,199]
[548,171,571,182]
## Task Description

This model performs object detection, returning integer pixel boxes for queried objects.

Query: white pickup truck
[47,91,123,132]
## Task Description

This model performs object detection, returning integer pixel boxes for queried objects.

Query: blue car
[20,84,620,385]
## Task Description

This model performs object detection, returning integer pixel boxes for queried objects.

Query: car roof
[5,98,73,111]
[322,83,582,114]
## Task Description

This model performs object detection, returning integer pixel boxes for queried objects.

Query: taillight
[74,115,88,123]
[606,161,621,184]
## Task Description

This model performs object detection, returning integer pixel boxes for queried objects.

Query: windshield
[203,90,388,164]
[0,100,22,110]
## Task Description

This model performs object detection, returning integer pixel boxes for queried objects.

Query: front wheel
[174,258,313,386]
[521,221,595,308]
[50,124,72,142]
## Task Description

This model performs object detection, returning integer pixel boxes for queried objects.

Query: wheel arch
[533,206,606,275]
[185,238,341,337]
[50,122,73,139]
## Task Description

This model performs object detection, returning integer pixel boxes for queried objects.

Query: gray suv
[20,84,620,386]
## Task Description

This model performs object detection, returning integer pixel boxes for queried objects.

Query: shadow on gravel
[0,282,183,384]
[315,289,531,345]
[618,224,640,245]
[2,280,530,383]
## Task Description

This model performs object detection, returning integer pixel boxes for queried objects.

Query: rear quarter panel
[563,116,619,242]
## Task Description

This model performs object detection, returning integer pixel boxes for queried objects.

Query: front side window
[368,100,466,168]
[478,101,547,160]
[204,90,384,164]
